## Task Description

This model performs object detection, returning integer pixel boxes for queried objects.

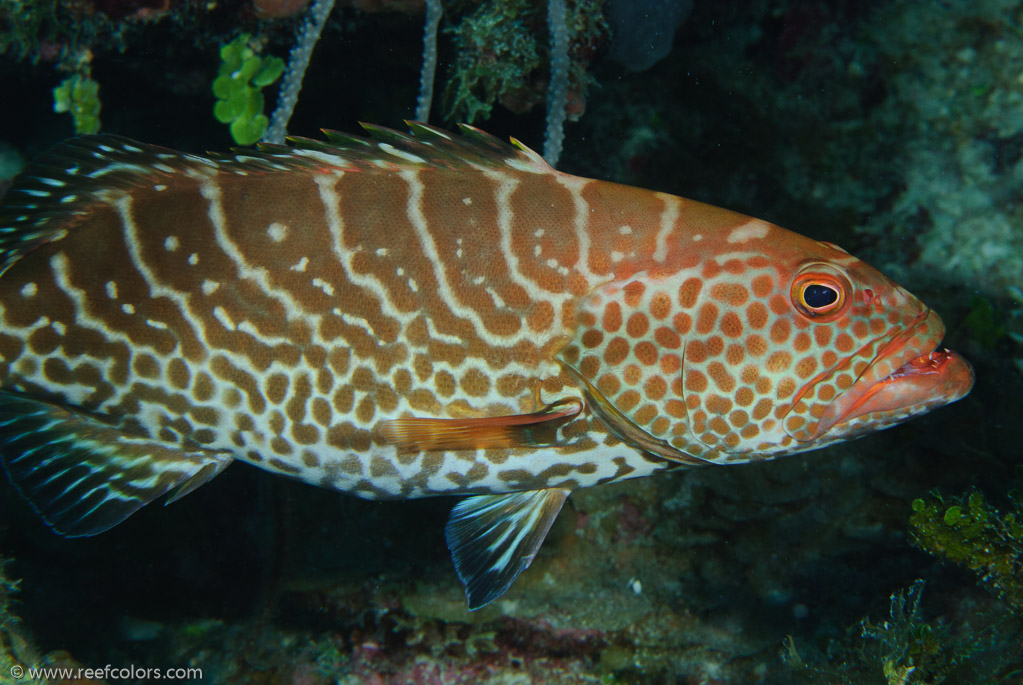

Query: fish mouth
[806,310,974,440]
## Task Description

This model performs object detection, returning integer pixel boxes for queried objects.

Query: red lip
[807,310,975,439]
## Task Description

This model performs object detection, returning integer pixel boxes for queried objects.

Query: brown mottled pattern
[0,128,970,504]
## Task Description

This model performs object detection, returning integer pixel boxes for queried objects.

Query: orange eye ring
[790,270,850,321]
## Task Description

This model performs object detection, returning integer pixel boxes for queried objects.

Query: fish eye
[790,268,849,320]
[803,283,839,309]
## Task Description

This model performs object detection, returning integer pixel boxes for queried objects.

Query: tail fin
[0,391,232,536]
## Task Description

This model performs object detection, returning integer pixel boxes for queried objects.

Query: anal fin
[0,391,232,537]
[445,487,570,611]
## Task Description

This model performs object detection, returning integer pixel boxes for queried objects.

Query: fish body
[0,124,973,608]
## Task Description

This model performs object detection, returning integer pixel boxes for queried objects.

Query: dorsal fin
[0,123,552,273]
[0,134,219,272]
[242,121,553,175]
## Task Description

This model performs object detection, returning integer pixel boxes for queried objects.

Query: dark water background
[0,0,1021,682]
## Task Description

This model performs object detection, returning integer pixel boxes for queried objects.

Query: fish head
[558,228,974,464]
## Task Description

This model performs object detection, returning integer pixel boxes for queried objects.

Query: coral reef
[0,555,37,684]
[784,580,1022,685]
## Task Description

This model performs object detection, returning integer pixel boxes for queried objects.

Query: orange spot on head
[752,398,773,420]
[726,344,745,366]
[752,274,774,298]
[581,329,604,348]
[686,370,708,392]
[729,409,749,428]
[705,335,724,357]
[723,259,744,274]
[666,399,686,418]
[687,340,707,363]
[579,355,600,378]
[617,390,641,412]
[597,373,621,396]
[735,387,754,406]
[795,357,818,379]
[707,361,736,392]
[835,332,854,352]
[635,341,658,365]
[623,364,642,385]
[654,326,681,349]
[696,303,719,334]
[603,302,622,332]
[746,334,767,357]
[769,293,789,315]
[852,320,869,339]
[792,331,812,353]
[706,394,732,415]
[650,292,672,320]
[770,319,791,344]
[673,312,692,335]
[634,404,658,425]
[720,312,744,338]
[777,377,796,398]
[745,301,768,329]
[604,338,630,365]
[644,376,667,400]
[740,365,759,384]
[711,283,750,306]
[678,278,703,308]
[702,261,722,279]
[626,312,650,338]
[660,354,681,374]
[623,281,646,307]
[709,416,731,434]
[813,325,832,346]
[768,351,793,377]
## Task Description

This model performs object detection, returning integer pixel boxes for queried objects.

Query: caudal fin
[0,391,232,536]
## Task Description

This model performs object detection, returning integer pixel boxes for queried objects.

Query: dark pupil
[804,283,838,308]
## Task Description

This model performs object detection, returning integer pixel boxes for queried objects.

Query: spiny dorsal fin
[446,488,570,611]
[245,121,553,176]
[0,124,551,273]
[0,134,218,272]
[0,391,232,536]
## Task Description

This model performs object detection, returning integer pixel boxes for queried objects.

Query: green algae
[909,490,1023,613]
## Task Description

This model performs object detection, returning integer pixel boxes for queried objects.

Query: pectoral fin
[445,487,570,610]
[0,391,232,537]
[380,398,582,452]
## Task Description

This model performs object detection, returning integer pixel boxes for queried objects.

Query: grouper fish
[0,124,974,609]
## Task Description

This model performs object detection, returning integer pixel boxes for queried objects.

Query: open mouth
[807,312,975,440]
